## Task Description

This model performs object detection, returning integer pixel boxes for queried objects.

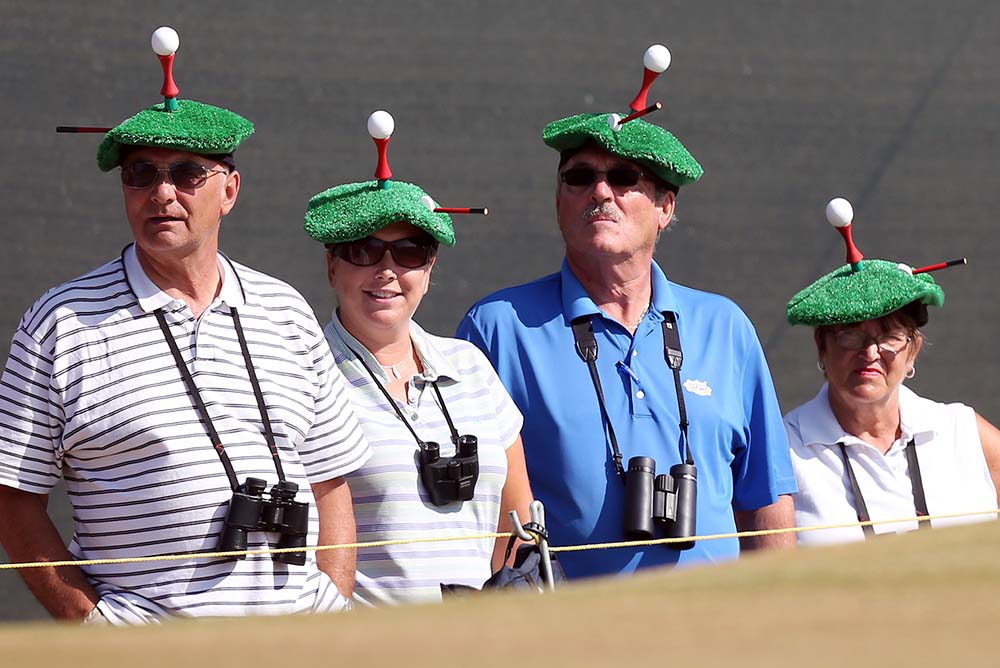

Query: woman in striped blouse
[303,113,533,605]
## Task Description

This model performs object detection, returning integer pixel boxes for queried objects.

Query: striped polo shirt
[324,314,523,606]
[0,245,371,623]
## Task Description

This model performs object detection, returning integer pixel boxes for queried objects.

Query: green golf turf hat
[786,259,945,327]
[97,99,254,171]
[90,26,253,171]
[305,179,456,247]
[543,112,703,188]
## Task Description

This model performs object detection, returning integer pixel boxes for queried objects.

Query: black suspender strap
[661,312,692,465]
[839,438,929,539]
[571,317,626,480]
[903,439,930,526]
[570,311,694,480]
[838,443,876,538]
[154,307,284,492]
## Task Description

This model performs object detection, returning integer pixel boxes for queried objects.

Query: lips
[365,289,401,301]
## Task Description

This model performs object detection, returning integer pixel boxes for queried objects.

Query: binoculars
[622,456,697,550]
[418,434,480,506]
[219,477,310,565]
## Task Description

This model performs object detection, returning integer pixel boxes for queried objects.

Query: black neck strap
[155,307,285,492]
[839,439,929,540]
[570,311,692,483]
[348,345,461,447]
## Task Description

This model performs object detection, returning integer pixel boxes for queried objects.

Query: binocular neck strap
[661,312,692,466]
[570,311,694,481]
[570,316,626,480]
[348,344,459,447]
[839,440,929,540]
[154,308,285,492]
[430,382,461,445]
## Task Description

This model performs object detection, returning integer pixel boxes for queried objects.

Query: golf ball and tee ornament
[824,196,966,277]
[826,197,864,272]
[609,44,672,131]
[151,27,181,112]
[57,26,182,133]
[368,110,394,188]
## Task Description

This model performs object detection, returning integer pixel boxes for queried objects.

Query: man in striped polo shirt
[0,34,371,624]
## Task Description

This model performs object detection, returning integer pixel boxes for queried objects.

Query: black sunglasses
[120,161,228,190]
[559,166,648,188]
[330,236,437,269]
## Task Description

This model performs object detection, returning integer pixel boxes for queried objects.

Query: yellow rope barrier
[1,508,996,570]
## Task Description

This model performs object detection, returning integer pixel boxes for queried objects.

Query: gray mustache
[581,204,622,223]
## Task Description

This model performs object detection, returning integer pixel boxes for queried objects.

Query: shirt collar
[559,257,679,323]
[325,311,461,385]
[796,382,936,447]
[123,243,245,313]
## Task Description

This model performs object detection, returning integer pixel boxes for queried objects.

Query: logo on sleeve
[683,379,712,397]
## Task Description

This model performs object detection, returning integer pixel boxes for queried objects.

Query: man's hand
[0,486,100,620]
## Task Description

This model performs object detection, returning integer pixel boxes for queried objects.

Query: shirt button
[410,412,419,421]
[632,351,638,358]
[636,390,645,399]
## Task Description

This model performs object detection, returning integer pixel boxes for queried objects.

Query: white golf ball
[608,113,623,131]
[367,110,395,139]
[419,195,438,211]
[151,27,180,57]
[825,197,854,228]
[643,44,671,73]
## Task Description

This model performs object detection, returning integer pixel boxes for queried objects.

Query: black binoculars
[418,434,479,506]
[622,456,697,550]
[219,477,310,565]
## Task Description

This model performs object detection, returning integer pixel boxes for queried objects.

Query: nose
[589,176,614,203]
[857,340,881,361]
[149,176,177,205]
[373,248,399,276]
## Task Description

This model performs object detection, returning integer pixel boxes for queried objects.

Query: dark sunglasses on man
[559,166,650,189]
[327,236,438,269]
[120,161,229,190]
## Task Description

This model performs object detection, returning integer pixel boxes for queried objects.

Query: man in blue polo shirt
[457,46,796,579]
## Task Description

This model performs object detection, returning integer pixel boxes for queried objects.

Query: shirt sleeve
[731,327,798,511]
[0,326,64,493]
[297,330,372,483]
[472,345,523,449]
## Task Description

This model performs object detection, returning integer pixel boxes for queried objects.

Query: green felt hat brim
[305,180,456,247]
[542,113,703,188]
[97,100,254,171]
[786,259,945,327]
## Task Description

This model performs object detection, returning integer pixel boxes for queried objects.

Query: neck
[136,244,222,319]
[566,251,654,332]
[338,310,414,367]
[827,385,902,454]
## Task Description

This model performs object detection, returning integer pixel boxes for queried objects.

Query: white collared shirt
[785,383,997,545]
[0,246,370,622]
[325,313,523,605]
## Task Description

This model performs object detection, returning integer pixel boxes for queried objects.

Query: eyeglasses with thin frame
[559,166,650,189]
[831,329,912,356]
[329,236,437,269]
[120,161,229,190]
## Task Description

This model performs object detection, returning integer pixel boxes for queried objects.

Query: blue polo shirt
[456,259,796,579]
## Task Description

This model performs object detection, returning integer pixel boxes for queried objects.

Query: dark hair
[557,142,679,198]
